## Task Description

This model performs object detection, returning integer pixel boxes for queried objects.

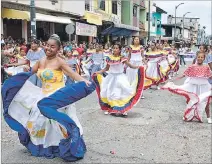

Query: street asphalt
[1,64,212,163]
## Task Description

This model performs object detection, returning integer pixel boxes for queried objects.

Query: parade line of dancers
[2,35,212,161]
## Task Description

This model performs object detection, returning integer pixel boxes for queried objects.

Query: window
[146,12,149,21]
[112,1,117,15]
[85,0,90,11]
[133,5,137,17]
[98,0,105,11]
[152,17,156,26]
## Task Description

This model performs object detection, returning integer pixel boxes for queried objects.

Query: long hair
[132,36,140,45]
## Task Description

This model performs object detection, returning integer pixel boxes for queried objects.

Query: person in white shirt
[178,44,186,67]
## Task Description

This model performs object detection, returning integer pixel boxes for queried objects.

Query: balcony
[140,0,145,9]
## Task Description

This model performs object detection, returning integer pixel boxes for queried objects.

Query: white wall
[183,29,189,39]
[171,27,181,37]
[9,0,85,16]
[117,0,122,22]
[61,0,85,16]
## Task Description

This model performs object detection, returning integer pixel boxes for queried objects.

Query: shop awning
[101,23,140,36]
[36,13,73,24]
[2,8,30,21]
[114,23,140,31]
[84,11,102,25]
[2,8,73,24]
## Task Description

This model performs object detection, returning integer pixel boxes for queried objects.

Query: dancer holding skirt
[2,34,95,161]
[92,43,145,116]
[162,52,212,123]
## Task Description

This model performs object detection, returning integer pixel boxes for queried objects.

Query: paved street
[1,66,212,163]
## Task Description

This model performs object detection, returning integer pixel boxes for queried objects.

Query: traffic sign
[65,24,75,34]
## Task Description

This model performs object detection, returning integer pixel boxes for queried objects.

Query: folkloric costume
[144,51,163,88]
[126,45,144,84]
[168,49,180,74]
[88,52,104,77]
[82,49,96,77]
[162,64,212,122]
[157,50,171,82]
[92,55,145,114]
[163,46,172,53]
[103,49,111,58]
[2,70,95,161]
[102,49,111,69]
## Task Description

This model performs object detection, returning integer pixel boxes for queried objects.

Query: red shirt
[76,47,84,56]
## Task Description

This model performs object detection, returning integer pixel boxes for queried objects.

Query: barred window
[112,1,117,15]
[85,0,90,11]
[133,5,137,17]
[99,0,105,10]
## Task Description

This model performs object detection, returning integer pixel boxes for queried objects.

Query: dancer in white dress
[81,44,96,77]
[92,43,145,116]
[145,43,163,90]
[156,43,171,83]
[126,36,146,99]
[162,52,212,123]
[126,36,145,85]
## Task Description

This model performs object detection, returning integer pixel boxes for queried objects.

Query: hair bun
[50,34,60,41]
[49,34,61,47]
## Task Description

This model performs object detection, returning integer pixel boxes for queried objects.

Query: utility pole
[148,0,151,42]
[182,12,191,40]
[174,3,184,41]
[30,0,36,39]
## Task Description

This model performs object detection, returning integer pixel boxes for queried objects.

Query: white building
[167,15,199,43]
[161,24,190,43]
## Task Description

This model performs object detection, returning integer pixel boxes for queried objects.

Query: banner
[76,22,97,37]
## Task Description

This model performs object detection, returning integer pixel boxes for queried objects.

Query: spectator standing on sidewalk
[178,44,186,67]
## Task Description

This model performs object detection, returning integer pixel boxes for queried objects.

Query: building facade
[144,0,157,43]
[1,0,85,42]
[152,5,167,42]
[139,0,146,44]
[161,24,190,43]
[167,15,199,43]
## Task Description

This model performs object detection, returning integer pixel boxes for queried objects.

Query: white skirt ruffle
[8,80,83,148]
[162,78,211,122]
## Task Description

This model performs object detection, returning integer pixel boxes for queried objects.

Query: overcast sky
[153,0,212,35]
